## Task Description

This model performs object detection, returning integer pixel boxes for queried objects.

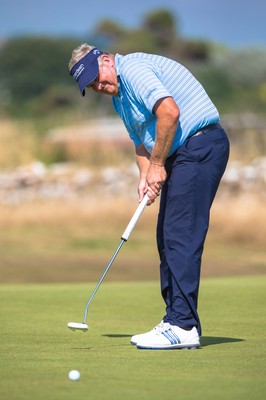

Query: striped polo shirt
[112,52,220,156]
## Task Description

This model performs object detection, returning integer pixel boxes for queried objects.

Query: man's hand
[145,162,167,205]
[137,163,166,205]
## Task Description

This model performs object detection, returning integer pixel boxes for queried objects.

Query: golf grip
[121,193,149,241]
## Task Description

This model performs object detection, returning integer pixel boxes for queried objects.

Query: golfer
[69,45,230,350]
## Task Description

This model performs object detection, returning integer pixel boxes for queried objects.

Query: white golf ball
[68,370,80,381]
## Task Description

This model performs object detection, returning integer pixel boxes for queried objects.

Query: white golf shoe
[136,323,200,350]
[130,321,166,345]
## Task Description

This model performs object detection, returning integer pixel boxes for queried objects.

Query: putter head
[67,322,89,332]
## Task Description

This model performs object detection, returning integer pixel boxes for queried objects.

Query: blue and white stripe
[161,328,181,345]
[113,52,220,156]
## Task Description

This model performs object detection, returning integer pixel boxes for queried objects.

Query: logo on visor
[93,49,101,55]
[73,64,85,81]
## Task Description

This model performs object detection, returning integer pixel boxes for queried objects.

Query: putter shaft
[80,194,149,325]
[82,239,125,324]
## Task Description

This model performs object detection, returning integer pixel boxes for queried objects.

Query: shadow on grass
[102,334,132,338]
[201,336,244,347]
[102,334,245,347]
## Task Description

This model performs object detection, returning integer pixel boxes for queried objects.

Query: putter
[68,193,149,332]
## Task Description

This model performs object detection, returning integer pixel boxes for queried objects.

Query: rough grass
[0,276,265,400]
[0,195,265,283]
[0,119,38,168]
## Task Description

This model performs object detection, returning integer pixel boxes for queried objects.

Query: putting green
[0,276,265,400]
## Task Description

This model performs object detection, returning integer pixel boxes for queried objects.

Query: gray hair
[68,43,102,70]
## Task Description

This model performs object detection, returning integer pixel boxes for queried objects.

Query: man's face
[88,57,119,96]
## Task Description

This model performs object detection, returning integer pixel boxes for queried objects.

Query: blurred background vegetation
[2,9,266,116]
[0,8,265,166]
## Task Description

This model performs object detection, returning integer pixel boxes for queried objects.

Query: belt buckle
[193,130,203,137]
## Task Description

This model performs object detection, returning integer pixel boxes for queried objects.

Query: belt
[191,123,221,138]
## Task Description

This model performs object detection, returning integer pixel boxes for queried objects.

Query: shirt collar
[114,54,123,94]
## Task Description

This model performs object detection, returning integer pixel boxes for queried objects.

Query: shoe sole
[136,343,200,350]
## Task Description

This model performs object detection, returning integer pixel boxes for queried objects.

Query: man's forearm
[150,120,178,165]
[150,97,180,165]
[135,144,150,176]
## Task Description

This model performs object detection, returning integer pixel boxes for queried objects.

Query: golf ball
[68,370,80,381]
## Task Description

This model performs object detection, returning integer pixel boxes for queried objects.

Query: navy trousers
[157,124,230,336]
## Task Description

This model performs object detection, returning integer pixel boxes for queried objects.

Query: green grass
[0,276,265,400]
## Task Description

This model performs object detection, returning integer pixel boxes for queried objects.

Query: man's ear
[101,54,111,64]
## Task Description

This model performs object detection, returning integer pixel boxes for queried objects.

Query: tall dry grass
[210,193,266,246]
[0,197,139,227]
[0,193,265,247]
[0,119,38,168]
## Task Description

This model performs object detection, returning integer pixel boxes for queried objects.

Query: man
[69,44,230,350]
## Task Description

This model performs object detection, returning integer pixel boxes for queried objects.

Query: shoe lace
[154,321,167,332]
